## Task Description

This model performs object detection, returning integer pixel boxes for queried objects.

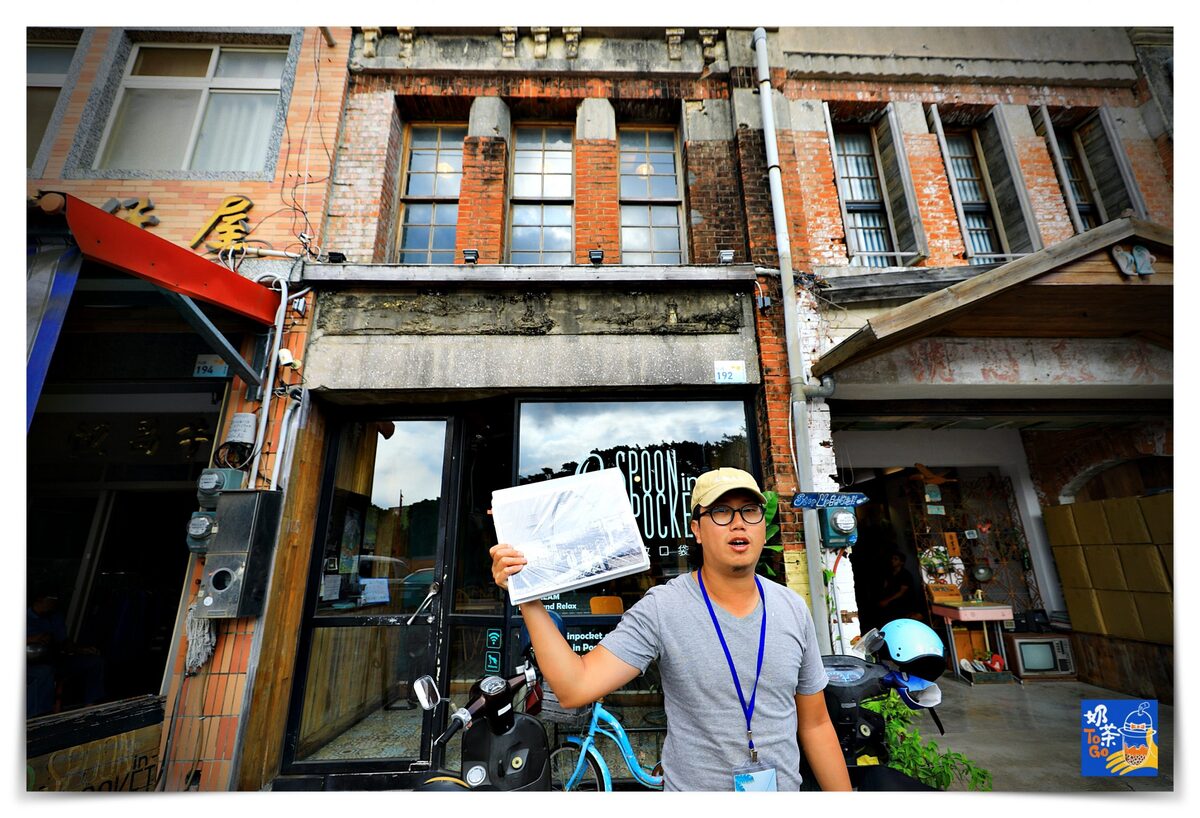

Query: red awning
[62,193,279,325]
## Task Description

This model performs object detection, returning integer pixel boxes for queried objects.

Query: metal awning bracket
[161,291,262,388]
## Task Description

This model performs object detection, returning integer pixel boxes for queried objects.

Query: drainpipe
[751,27,833,654]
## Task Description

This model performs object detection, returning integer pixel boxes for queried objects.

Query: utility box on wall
[197,490,283,619]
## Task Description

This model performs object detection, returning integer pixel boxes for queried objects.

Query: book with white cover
[492,468,649,605]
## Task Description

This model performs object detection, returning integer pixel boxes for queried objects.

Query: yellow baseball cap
[691,467,766,509]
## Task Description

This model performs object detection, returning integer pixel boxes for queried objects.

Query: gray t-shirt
[598,572,828,791]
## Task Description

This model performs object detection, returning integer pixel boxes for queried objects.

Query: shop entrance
[282,399,516,781]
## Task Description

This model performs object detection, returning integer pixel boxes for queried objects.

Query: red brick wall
[1154,133,1173,187]
[455,136,509,264]
[325,90,401,263]
[785,130,847,269]
[1126,137,1173,225]
[735,127,779,269]
[683,139,749,264]
[574,139,620,263]
[1020,421,1173,506]
[1013,136,1076,247]
[905,133,968,265]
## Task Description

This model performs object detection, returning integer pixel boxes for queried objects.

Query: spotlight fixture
[718,249,734,264]
[463,248,479,264]
[589,249,604,264]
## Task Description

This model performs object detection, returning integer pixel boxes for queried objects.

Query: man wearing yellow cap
[490,467,850,791]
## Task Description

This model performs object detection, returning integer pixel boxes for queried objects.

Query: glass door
[285,418,454,773]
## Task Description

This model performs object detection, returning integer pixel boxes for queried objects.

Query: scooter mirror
[414,676,441,711]
[858,628,885,655]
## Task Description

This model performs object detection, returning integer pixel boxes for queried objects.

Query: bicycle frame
[562,702,663,790]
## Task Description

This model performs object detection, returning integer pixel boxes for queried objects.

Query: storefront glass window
[516,400,751,615]
[314,420,447,617]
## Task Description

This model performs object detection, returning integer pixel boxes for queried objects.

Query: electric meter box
[197,468,245,509]
[196,490,283,619]
[187,511,218,553]
[819,507,858,549]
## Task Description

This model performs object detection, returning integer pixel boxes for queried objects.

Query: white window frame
[507,124,575,265]
[618,126,686,265]
[93,43,285,172]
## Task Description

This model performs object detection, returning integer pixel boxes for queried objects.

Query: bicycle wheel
[549,743,603,791]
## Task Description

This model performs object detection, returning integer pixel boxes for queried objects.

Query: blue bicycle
[548,700,664,791]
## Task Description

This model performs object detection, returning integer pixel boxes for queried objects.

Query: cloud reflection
[518,401,746,477]
[371,421,446,508]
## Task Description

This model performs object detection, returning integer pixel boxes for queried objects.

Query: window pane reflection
[517,400,750,610]
[315,420,446,617]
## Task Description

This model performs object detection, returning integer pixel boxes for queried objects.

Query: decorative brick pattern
[574,139,620,263]
[456,136,509,264]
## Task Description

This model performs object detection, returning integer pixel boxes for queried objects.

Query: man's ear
[689,518,702,545]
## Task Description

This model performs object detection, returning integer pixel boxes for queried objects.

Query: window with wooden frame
[95,44,287,172]
[398,125,465,264]
[509,126,573,264]
[1032,104,1149,234]
[619,128,683,264]
[824,103,926,267]
[928,104,1042,265]
[28,41,78,168]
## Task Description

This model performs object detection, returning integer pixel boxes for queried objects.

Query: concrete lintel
[682,98,733,142]
[992,103,1036,140]
[300,263,759,285]
[304,332,761,392]
[576,98,616,141]
[831,336,1172,400]
[731,86,791,132]
[892,101,929,136]
[468,96,511,140]
[787,98,825,132]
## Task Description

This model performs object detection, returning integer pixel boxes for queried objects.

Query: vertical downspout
[751,28,832,653]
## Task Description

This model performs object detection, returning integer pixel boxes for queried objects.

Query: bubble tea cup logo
[1081,700,1158,777]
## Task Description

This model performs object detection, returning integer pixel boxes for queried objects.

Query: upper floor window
[929,104,1043,265]
[825,103,926,268]
[833,129,896,267]
[619,128,683,264]
[28,42,77,168]
[510,126,573,264]
[945,131,1005,264]
[1032,104,1150,234]
[1055,135,1102,230]
[398,125,465,264]
[95,45,287,172]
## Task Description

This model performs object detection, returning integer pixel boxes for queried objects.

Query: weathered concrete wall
[305,287,760,394]
[773,27,1139,86]
[831,337,1172,400]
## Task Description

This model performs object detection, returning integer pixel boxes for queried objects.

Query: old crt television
[1003,632,1075,679]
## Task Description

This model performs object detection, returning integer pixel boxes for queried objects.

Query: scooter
[412,614,562,791]
[804,620,946,791]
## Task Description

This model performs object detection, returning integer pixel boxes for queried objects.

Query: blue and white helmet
[878,618,946,682]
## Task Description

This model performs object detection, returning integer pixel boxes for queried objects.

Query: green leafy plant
[862,691,993,791]
[757,491,785,578]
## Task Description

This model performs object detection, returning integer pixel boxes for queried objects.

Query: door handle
[406,580,441,626]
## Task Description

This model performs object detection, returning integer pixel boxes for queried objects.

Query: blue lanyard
[697,570,767,762]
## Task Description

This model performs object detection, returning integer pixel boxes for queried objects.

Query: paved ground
[933,677,1172,791]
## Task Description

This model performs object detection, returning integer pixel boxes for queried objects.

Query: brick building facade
[27,25,1171,791]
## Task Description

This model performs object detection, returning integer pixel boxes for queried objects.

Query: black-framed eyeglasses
[698,504,765,526]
